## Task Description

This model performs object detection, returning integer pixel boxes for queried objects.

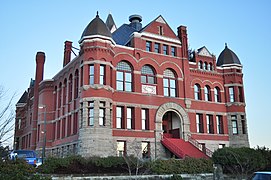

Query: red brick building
[14,13,249,159]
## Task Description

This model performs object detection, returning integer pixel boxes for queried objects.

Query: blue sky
[0,1,270,148]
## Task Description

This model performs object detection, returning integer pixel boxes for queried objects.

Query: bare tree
[0,86,15,145]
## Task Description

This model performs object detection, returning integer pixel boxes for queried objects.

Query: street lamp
[39,105,47,164]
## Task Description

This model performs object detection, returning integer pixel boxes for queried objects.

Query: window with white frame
[116,106,123,129]
[141,65,156,84]
[89,65,94,85]
[117,141,126,156]
[99,102,105,126]
[229,87,235,102]
[116,61,132,92]
[154,43,160,53]
[196,113,204,133]
[142,142,150,159]
[146,41,151,52]
[126,107,134,129]
[231,115,238,134]
[206,114,214,134]
[141,109,149,130]
[88,101,94,126]
[163,69,176,97]
[216,115,224,134]
[99,65,105,85]
[214,87,221,102]
[163,45,168,55]
[204,85,211,101]
[194,84,201,100]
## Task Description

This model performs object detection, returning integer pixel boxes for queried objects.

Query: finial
[96,11,99,17]
[225,43,228,48]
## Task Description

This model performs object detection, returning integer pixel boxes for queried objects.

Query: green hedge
[150,158,213,174]
[38,156,213,175]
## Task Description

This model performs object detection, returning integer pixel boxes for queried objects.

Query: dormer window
[198,61,203,69]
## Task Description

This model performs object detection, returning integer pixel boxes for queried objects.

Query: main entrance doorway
[162,111,182,139]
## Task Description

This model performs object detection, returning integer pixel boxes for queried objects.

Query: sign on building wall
[142,85,156,95]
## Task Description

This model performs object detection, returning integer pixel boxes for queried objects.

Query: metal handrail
[187,134,213,157]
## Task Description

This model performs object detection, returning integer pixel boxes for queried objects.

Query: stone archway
[154,102,190,159]
[155,102,190,141]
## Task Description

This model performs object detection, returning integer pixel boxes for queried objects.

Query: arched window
[68,74,73,102]
[198,61,203,69]
[207,64,211,71]
[209,63,213,71]
[141,65,156,84]
[214,87,221,102]
[74,70,79,99]
[54,86,57,110]
[204,85,211,101]
[163,69,177,97]
[116,61,132,92]
[194,84,201,100]
[203,62,207,70]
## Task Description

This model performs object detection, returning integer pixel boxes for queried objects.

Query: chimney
[32,51,45,149]
[129,14,142,31]
[63,41,72,67]
[178,26,188,59]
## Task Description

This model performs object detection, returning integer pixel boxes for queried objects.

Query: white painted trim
[79,35,116,45]
[141,32,182,45]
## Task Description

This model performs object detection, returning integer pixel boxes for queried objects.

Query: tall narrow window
[158,26,163,35]
[117,141,126,156]
[203,62,207,70]
[231,115,238,135]
[73,112,78,135]
[154,43,160,53]
[74,70,79,98]
[163,69,176,97]
[229,87,235,102]
[141,109,149,130]
[163,45,168,55]
[116,61,132,92]
[98,102,106,126]
[88,101,94,126]
[89,65,94,85]
[116,106,123,129]
[196,114,204,133]
[146,41,151,52]
[204,85,211,101]
[127,107,134,129]
[67,115,71,136]
[214,87,221,102]
[194,84,201,100]
[216,115,224,134]
[206,114,214,134]
[238,86,244,102]
[141,65,156,84]
[171,46,176,56]
[80,66,83,86]
[57,120,61,139]
[68,74,73,102]
[142,142,150,159]
[100,65,105,85]
[198,61,203,69]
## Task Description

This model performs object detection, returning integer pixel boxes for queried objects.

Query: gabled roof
[17,91,28,104]
[197,46,212,57]
[140,15,179,40]
[217,44,241,66]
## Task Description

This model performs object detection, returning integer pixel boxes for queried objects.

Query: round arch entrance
[155,102,190,140]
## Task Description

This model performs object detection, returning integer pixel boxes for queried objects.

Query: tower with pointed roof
[14,12,249,159]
